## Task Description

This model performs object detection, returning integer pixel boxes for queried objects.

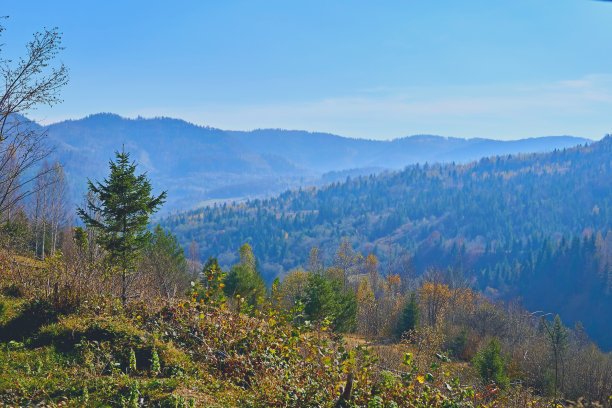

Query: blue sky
[3,0,612,140]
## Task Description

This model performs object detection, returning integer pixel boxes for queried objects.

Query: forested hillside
[162,136,612,349]
[39,113,589,212]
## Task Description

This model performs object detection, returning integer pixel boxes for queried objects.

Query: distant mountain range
[36,113,592,212]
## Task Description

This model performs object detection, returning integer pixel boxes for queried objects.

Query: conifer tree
[77,149,166,305]
[303,271,357,332]
[304,272,337,324]
[472,338,509,389]
[396,293,420,337]
[542,314,568,401]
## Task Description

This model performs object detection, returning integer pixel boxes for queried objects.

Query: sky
[3,0,612,140]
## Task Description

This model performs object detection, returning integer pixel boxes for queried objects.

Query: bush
[448,328,478,361]
[0,298,58,342]
[1,282,25,298]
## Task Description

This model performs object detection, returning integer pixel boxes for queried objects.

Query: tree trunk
[122,268,127,306]
[41,219,45,260]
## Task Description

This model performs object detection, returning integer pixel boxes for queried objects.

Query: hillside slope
[161,136,612,349]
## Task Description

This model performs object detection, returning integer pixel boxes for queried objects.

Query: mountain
[45,114,309,212]
[232,130,590,171]
[40,113,590,212]
[160,136,612,349]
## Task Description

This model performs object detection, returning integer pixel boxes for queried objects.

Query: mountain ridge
[33,113,592,212]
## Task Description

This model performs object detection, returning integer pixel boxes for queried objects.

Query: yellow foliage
[278,269,310,309]
[419,281,451,327]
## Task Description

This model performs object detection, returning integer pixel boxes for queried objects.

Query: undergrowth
[0,288,607,407]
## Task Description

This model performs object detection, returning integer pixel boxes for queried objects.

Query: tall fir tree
[77,149,166,304]
[543,314,568,401]
[303,272,357,333]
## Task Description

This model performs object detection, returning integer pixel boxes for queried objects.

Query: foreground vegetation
[0,275,552,407]
[0,244,610,407]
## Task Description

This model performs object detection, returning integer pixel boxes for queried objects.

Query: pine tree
[77,149,166,305]
[333,281,357,333]
[542,314,568,401]
[304,272,337,324]
[396,293,419,337]
[303,272,356,333]
[472,338,509,389]
[203,256,220,272]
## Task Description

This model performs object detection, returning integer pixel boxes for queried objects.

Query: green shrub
[151,347,161,376]
[367,395,384,408]
[380,370,396,389]
[129,348,137,374]
[161,394,196,408]
[472,338,509,389]
[0,298,58,342]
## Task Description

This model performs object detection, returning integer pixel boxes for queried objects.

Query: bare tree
[0,122,53,219]
[392,248,415,293]
[0,19,68,220]
[0,144,23,223]
[187,240,201,278]
[48,162,68,252]
[78,191,105,265]
[32,166,48,258]
[29,161,68,258]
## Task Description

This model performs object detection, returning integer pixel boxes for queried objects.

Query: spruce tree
[396,293,420,337]
[332,280,357,333]
[303,272,357,332]
[77,149,166,305]
[542,314,568,401]
[304,272,337,324]
[472,338,509,389]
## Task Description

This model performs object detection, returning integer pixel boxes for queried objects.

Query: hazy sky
[3,1,612,140]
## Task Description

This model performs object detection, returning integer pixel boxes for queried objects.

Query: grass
[0,295,230,407]
[0,292,542,408]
